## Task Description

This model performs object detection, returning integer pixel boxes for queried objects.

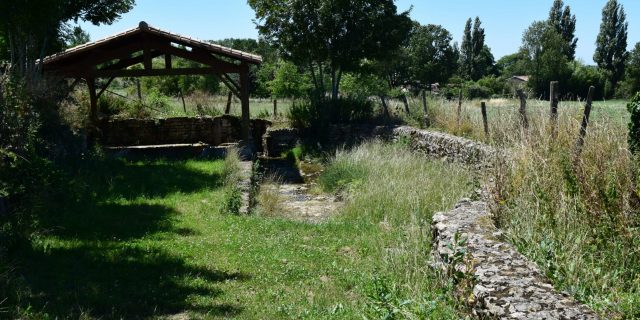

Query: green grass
[4,142,472,319]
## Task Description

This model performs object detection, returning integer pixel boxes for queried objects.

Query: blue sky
[79,0,639,65]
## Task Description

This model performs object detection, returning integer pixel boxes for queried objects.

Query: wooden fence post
[225,91,233,114]
[574,86,596,161]
[422,89,430,127]
[457,87,463,127]
[550,81,559,137]
[273,99,278,117]
[516,89,528,129]
[179,90,186,113]
[481,101,489,138]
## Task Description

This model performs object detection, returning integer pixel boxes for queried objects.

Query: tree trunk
[402,94,410,114]
[380,95,390,118]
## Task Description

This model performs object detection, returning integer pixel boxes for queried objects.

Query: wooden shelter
[43,21,262,142]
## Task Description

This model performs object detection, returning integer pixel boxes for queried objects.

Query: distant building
[508,75,529,93]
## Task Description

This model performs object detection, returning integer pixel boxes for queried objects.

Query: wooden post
[516,89,528,129]
[422,89,430,127]
[273,99,278,117]
[225,91,233,114]
[550,81,559,137]
[402,94,410,114]
[457,87,463,127]
[481,101,489,138]
[87,78,98,124]
[180,90,186,113]
[380,95,390,118]
[136,78,142,101]
[574,86,596,160]
[239,63,251,143]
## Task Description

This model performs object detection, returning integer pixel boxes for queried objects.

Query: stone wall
[393,126,599,318]
[262,128,299,157]
[98,115,271,151]
[433,200,599,319]
[392,126,497,166]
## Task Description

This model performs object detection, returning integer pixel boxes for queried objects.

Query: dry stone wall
[433,200,599,319]
[392,126,496,166]
[392,126,600,319]
[98,115,271,150]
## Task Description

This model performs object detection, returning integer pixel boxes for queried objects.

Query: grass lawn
[6,143,472,319]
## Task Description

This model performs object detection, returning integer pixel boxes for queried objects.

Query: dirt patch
[257,158,340,223]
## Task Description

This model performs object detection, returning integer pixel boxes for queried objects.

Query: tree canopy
[406,23,457,86]
[0,0,135,77]
[458,17,493,81]
[248,0,412,100]
[548,0,578,60]
[594,0,628,94]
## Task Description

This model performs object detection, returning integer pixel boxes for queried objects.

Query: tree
[64,26,90,48]
[594,0,628,95]
[459,18,473,79]
[406,23,458,86]
[459,17,493,80]
[248,0,412,100]
[623,42,640,96]
[0,0,134,77]
[521,21,571,97]
[548,0,578,60]
[496,52,530,77]
[269,61,310,100]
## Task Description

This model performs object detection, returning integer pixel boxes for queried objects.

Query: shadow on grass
[4,157,245,318]
[15,243,248,318]
[76,159,223,201]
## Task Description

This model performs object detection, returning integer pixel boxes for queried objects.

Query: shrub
[464,82,491,99]
[628,92,640,155]
[288,97,374,129]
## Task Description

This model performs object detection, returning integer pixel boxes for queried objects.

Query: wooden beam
[87,78,98,124]
[143,49,152,70]
[165,54,172,69]
[92,67,233,78]
[96,77,115,99]
[101,51,162,71]
[150,40,242,73]
[222,73,241,92]
[240,63,251,143]
[216,74,241,98]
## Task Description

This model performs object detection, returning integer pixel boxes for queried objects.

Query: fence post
[574,86,596,161]
[516,89,528,129]
[550,81,559,137]
[457,87,463,127]
[273,99,278,117]
[422,89,430,127]
[481,101,489,138]
[225,91,233,114]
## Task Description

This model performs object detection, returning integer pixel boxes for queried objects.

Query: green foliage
[464,82,491,99]
[249,0,412,99]
[594,0,628,94]
[548,0,578,60]
[0,0,134,76]
[495,52,530,77]
[521,21,571,97]
[620,42,640,97]
[567,61,606,100]
[340,72,388,98]
[63,26,90,48]
[288,97,374,130]
[628,92,640,154]
[406,23,458,86]
[459,17,493,81]
[477,75,508,97]
[268,61,310,99]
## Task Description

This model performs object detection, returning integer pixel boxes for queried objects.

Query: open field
[2,143,473,319]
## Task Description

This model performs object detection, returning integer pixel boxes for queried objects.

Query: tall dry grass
[403,96,639,317]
